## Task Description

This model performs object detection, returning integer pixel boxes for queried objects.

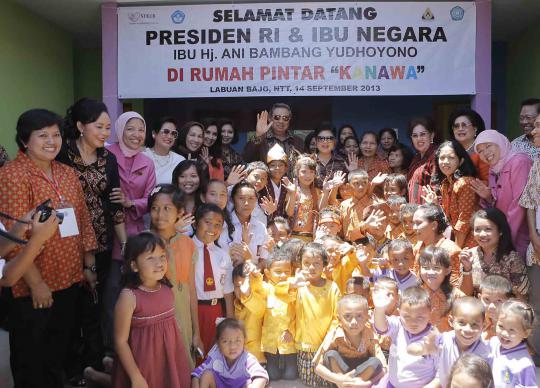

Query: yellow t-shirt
[235,284,266,363]
[295,280,341,352]
[259,280,297,355]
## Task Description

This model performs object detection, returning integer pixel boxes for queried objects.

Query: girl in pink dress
[112,231,191,387]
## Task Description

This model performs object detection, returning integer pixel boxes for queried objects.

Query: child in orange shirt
[339,169,373,244]
[399,203,419,245]
[385,195,407,239]
[417,246,464,332]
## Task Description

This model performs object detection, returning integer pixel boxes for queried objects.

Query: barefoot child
[314,295,386,386]
[191,318,268,388]
[112,232,191,387]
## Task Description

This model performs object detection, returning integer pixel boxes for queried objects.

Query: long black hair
[431,140,477,185]
[202,118,222,168]
[471,208,515,262]
[175,121,204,158]
[172,160,208,211]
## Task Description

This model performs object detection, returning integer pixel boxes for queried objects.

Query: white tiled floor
[0,329,538,388]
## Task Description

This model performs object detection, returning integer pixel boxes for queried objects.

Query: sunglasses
[272,115,290,122]
[160,128,178,138]
[317,136,335,142]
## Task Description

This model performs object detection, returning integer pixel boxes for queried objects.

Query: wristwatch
[84,264,97,273]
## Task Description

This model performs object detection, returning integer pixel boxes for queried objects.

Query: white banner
[117,2,476,98]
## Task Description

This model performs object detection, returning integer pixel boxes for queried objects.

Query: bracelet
[462,268,472,275]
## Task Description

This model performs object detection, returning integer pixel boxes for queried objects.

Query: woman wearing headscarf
[103,111,156,344]
[471,129,532,257]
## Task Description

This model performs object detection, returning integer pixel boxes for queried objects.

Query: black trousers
[65,251,111,376]
[9,284,78,388]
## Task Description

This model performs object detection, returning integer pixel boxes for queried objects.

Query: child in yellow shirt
[291,242,341,387]
[233,263,266,363]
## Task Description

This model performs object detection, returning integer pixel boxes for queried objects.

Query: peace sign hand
[289,268,310,288]
[470,179,493,201]
[255,110,273,137]
[365,209,386,230]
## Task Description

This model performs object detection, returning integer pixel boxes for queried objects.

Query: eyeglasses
[272,115,290,122]
[452,122,473,130]
[160,128,178,138]
[317,136,335,142]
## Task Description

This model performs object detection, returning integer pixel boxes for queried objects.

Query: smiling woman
[472,130,532,257]
[0,108,98,387]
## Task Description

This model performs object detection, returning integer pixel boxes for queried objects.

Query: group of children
[101,143,537,388]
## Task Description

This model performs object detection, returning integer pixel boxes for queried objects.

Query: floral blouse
[57,141,125,253]
[440,176,479,248]
[519,158,540,265]
[470,247,530,297]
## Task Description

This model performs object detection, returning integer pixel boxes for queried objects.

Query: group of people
[0,97,539,388]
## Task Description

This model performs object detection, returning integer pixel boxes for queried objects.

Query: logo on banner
[422,8,434,20]
[450,6,465,21]
[127,12,156,24]
[171,10,186,24]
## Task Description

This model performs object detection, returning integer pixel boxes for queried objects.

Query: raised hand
[364,209,386,230]
[289,268,310,288]
[421,185,438,204]
[175,210,195,233]
[255,110,273,137]
[260,195,277,215]
[226,164,247,187]
[323,171,346,191]
[371,172,388,186]
[459,249,473,272]
[345,152,359,172]
[200,146,211,164]
[470,179,493,201]
[281,177,297,193]
[372,287,393,310]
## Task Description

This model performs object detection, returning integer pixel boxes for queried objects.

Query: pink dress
[112,285,191,387]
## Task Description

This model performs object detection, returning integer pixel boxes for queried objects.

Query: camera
[36,199,64,224]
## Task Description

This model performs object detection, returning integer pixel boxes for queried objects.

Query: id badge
[57,207,79,238]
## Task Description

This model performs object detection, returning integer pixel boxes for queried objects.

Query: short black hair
[299,242,329,266]
[16,109,63,151]
[520,98,540,113]
[407,116,435,137]
[378,127,398,143]
[216,318,246,341]
[387,143,414,170]
[447,108,486,140]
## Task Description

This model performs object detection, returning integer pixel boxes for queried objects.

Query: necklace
[151,148,171,168]
[75,139,97,166]
[138,284,161,292]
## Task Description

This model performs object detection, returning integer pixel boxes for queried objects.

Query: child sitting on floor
[314,294,386,386]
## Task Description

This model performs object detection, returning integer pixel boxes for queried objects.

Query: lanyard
[40,165,64,202]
